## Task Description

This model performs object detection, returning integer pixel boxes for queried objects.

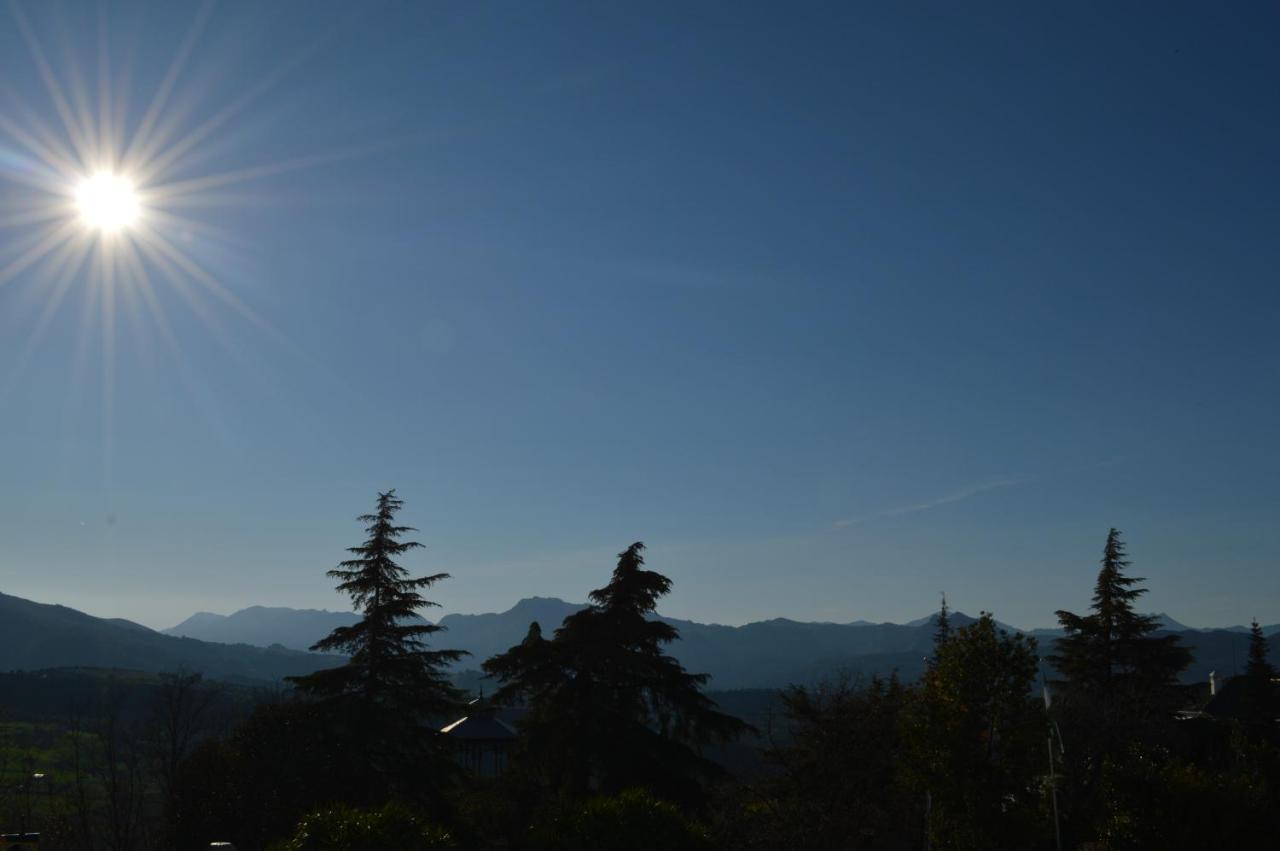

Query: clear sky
[0,1,1276,631]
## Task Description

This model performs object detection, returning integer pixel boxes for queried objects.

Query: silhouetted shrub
[268,802,456,850]
[532,788,712,851]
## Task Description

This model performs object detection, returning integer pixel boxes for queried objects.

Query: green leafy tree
[903,614,1046,851]
[721,675,917,850]
[484,542,748,802]
[1050,529,1192,724]
[1094,743,1276,850]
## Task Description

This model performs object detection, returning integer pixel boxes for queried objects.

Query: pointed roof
[440,696,517,741]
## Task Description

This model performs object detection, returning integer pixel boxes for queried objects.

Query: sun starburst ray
[0,219,80,289]
[10,3,95,171]
[1,1,363,473]
[4,234,92,391]
[0,204,72,231]
[118,0,214,174]
[0,105,83,178]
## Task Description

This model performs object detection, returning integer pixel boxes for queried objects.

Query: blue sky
[0,1,1276,631]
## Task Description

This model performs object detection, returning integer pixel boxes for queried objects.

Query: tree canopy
[905,614,1045,851]
[289,490,465,715]
[483,542,748,802]
[287,490,465,803]
[1050,528,1191,721]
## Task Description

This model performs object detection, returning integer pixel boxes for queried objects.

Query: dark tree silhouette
[729,675,917,851]
[483,542,748,802]
[934,593,952,649]
[290,489,465,714]
[481,620,557,699]
[904,614,1045,851]
[1048,529,1193,847]
[1246,619,1275,682]
[1241,619,1278,726]
[1050,528,1191,721]
[287,490,465,800]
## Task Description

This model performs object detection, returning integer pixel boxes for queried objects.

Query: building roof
[440,696,518,741]
[440,713,517,741]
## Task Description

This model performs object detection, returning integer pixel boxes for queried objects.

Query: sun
[75,172,141,233]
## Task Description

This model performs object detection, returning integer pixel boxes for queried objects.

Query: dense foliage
[267,802,455,851]
[716,675,918,850]
[530,789,712,851]
[905,614,1046,850]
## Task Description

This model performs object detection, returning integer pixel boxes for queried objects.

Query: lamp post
[32,773,46,833]
[21,771,45,836]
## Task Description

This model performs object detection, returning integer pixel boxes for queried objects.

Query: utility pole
[923,790,932,851]
[1046,733,1061,851]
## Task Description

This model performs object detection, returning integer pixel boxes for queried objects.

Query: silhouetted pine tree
[1246,620,1275,682]
[1050,528,1191,721]
[482,620,558,701]
[288,490,465,797]
[1242,619,1277,726]
[483,542,748,802]
[1048,529,1193,846]
[934,593,952,648]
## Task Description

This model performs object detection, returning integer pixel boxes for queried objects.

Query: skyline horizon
[8,522,1274,635]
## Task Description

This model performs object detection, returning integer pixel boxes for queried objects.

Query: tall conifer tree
[1246,620,1275,682]
[288,490,465,796]
[934,593,953,648]
[484,542,747,801]
[1047,530,1197,851]
[1050,528,1191,721]
[291,490,465,713]
[1242,619,1277,726]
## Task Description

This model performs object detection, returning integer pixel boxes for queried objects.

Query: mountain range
[1,588,1274,690]
[0,592,342,685]
[164,597,1280,690]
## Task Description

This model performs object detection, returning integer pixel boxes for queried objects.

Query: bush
[270,802,456,851]
[1096,744,1275,850]
[532,788,712,851]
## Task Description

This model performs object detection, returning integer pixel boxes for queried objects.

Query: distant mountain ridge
[166,606,380,651]
[11,588,1273,690]
[0,592,343,684]
[163,597,1280,690]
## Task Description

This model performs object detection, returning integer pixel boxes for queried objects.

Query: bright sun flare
[75,172,140,232]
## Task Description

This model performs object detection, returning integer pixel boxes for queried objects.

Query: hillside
[0,592,343,684]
